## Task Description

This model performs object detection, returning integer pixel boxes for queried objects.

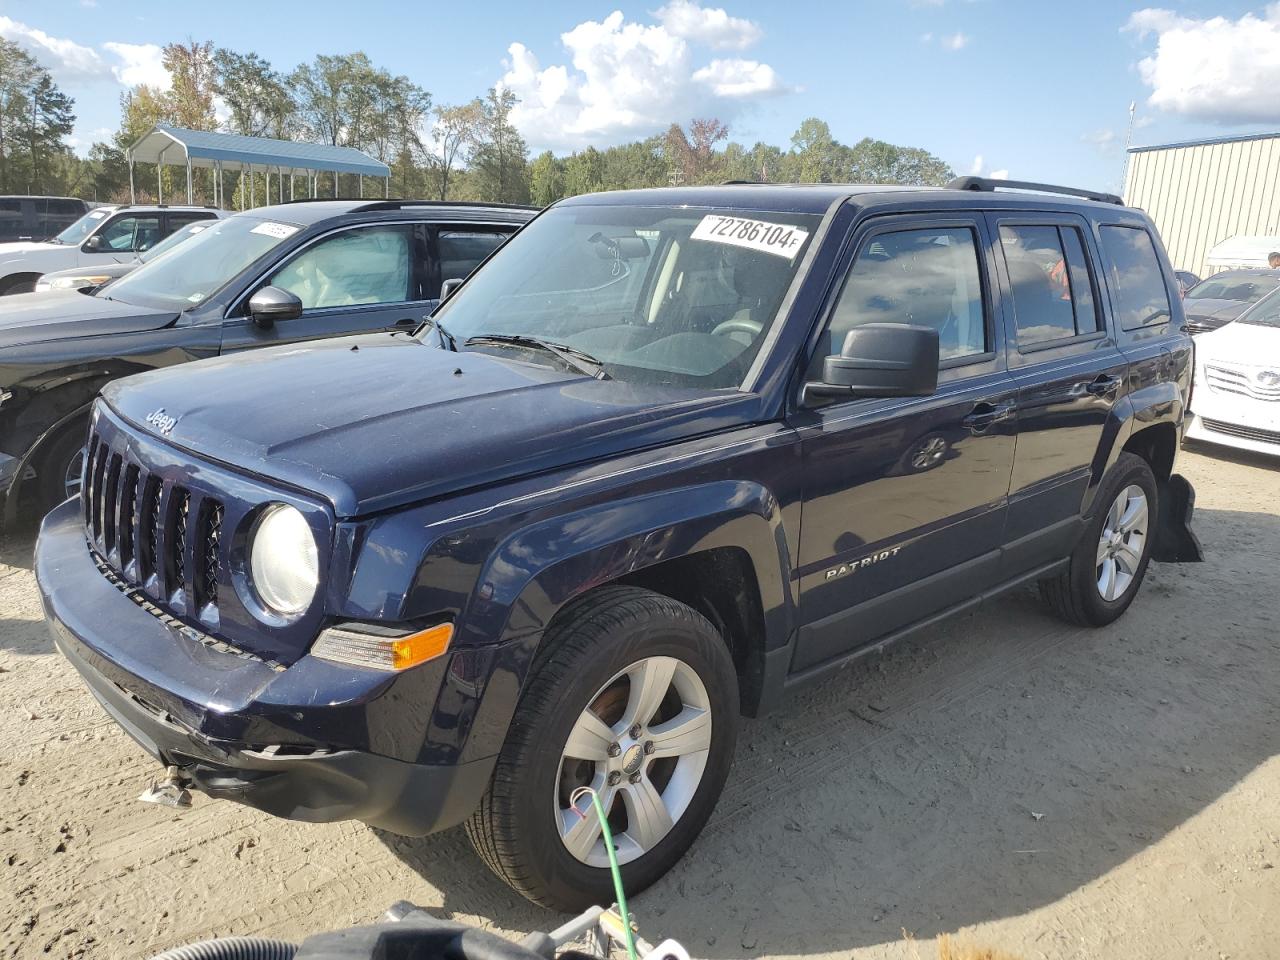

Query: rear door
[988,214,1128,576]
[431,226,516,291]
[163,210,218,237]
[219,221,425,351]
[792,214,1018,673]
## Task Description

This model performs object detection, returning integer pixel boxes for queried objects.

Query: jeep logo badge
[145,408,177,436]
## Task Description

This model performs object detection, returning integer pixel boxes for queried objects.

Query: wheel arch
[458,482,795,759]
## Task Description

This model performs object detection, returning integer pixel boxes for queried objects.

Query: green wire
[587,789,639,960]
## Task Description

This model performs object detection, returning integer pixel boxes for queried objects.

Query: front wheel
[33,420,89,517]
[466,586,739,911]
[1039,452,1157,626]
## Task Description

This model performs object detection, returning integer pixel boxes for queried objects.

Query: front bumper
[36,499,494,836]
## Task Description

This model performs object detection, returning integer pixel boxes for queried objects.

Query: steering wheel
[711,317,763,340]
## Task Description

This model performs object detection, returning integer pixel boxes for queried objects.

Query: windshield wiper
[464,334,611,380]
[418,315,458,351]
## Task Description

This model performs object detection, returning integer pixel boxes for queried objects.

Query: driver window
[270,225,411,310]
[96,215,162,252]
[809,226,987,379]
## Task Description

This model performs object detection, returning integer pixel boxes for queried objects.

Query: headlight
[50,274,112,291]
[249,503,319,616]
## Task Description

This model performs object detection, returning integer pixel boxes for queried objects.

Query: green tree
[468,87,529,203]
[841,137,954,186]
[529,149,564,205]
[163,40,217,130]
[430,102,482,200]
[213,49,293,137]
[563,146,605,197]
[290,53,372,146]
[0,39,76,194]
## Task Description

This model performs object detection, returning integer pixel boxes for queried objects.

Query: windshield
[103,215,301,311]
[1238,286,1280,328]
[1186,274,1280,302]
[54,208,112,245]
[431,204,820,389]
[137,221,211,264]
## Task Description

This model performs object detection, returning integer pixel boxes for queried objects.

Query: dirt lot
[2,445,1278,960]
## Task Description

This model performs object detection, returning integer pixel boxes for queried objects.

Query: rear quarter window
[1099,225,1171,331]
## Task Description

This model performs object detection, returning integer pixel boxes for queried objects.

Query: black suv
[1,199,534,516]
[37,179,1199,911]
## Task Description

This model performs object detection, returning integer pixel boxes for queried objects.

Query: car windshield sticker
[88,210,106,219]
[250,221,299,239]
[690,215,810,260]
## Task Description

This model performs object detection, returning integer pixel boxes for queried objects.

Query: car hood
[40,262,135,282]
[102,334,761,517]
[1183,298,1252,321]
[1196,319,1280,366]
[0,291,179,349]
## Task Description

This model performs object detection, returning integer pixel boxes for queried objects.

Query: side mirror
[440,277,464,301]
[83,235,104,252]
[247,285,303,328]
[804,323,939,404]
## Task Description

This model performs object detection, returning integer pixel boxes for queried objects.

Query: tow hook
[138,764,193,808]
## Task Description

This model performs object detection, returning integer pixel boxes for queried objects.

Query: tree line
[0,38,956,207]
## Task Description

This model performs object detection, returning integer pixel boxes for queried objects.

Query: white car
[0,204,221,295]
[1186,286,1280,456]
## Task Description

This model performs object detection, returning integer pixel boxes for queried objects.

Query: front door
[219,222,425,352]
[82,212,163,264]
[792,216,1018,673]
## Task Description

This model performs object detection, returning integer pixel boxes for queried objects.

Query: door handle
[962,400,1015,433]
[1085,374,1121,397]
[393,318,419,328]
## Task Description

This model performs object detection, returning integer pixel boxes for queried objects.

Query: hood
[102,335,761,517]
[40,262,135,283]
[1196,319,1280,366]
[0,240,70,268]
[1183,297,1253,322]
[0,291,178,349]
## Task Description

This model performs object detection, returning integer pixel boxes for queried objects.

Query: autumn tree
[468,87,529,204]
[430,102,482,201]
[214,49,293,138]
[665,118,729,185]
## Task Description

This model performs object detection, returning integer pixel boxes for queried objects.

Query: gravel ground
[1,445,1277,960]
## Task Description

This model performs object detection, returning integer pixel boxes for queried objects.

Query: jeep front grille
[83,429,225,622]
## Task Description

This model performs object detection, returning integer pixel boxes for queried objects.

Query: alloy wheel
[1096,484,1148,601]
[63,445,87,502]
[556,656,711,867]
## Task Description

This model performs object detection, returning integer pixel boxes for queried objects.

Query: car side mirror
[248,285,304,328]
[441,277,464,301]
[83,235,104,252]
[803,323,939,404]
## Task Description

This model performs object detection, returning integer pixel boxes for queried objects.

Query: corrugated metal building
[1123,131,1280,278]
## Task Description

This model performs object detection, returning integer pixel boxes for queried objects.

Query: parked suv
[0,195,91,243]
[37,179,1199,911]
[2,200,533,516]
[0,204,222,295]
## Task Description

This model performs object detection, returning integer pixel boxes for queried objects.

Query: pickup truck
[36,178,1201,912]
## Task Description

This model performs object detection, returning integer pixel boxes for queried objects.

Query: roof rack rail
[947,176,1124,206]
[351,198,541,213]
[720,179,761,185]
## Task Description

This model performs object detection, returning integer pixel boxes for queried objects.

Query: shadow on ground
[377,506,1279,954]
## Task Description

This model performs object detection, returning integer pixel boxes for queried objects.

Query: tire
[33,420,89,517]
[466,585,739,911]
[0,274,38,295]
[1039,452,1158,627]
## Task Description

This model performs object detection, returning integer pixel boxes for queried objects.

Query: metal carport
[126,123,392,208]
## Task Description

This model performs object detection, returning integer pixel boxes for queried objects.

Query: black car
[37,178,1199,911]
[0,195,90,242]
[1181,268,1280,334]
[1,200,534,516]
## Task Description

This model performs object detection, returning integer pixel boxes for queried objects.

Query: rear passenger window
[811,226,987,378]
[1099,225,1171,330]
[437,230,509,283]
[999,224,1100,346]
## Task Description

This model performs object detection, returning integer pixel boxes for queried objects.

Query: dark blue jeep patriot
[36,178,1200,910]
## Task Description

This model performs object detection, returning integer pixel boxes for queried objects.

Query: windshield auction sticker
[250,221,300,239]
[690,215,810,260]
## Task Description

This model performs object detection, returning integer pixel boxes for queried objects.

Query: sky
[3,0,1280,194]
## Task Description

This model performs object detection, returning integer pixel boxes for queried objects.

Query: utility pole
[1121,101,1137,199]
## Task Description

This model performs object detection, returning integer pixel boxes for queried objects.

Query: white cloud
[0,16,109,83]
[1125,5,1280,123]
[655,0,761,50]
[500,5,792,152]
[103,41,169,89]
[969,155,1008,179]
[1082,128,1117,147]
[920,29,970,50]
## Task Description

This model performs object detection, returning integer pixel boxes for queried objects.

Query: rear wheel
[1039,452,1157,626]
[466,586,738,911]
